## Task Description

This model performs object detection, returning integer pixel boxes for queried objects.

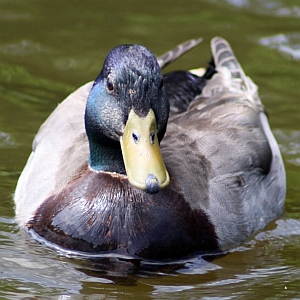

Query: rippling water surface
[1,0,300,298]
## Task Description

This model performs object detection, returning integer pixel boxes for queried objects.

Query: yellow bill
[120,109,170,194]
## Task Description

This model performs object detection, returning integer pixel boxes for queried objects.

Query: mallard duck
[15,37,286,260]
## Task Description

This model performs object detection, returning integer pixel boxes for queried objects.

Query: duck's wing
[15,82,93,226]
[163,70,206,114]
[163,37,286,250]
[157,38,202,69]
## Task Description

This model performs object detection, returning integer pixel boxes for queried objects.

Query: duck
[14,37,286,260]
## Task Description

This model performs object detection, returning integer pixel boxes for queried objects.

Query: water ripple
[0,40,48,56]
[212,0,300,18]
[256,219,300,240]
[273,129,300,166]
[0,132,16,148]
[259,33,300,60]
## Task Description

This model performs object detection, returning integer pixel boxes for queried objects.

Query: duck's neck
[88,140,126,174]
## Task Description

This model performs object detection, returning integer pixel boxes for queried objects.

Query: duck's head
[85,44,170,194]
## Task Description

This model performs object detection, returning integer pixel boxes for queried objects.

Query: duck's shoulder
[26,169,219,259]
[34,81,93,146]
[15,82,93,225]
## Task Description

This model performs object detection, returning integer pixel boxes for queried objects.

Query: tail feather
[157,38,203,69]
[211,37,258,100]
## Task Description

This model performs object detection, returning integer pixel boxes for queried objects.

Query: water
[1,0,300,298]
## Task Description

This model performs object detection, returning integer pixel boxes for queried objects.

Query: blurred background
[0,0,300,298]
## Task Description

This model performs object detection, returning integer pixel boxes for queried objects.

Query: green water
[1,0,300,298]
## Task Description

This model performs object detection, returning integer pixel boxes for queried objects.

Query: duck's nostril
[145,174,160,194]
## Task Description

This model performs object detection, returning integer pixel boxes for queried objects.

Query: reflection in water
[226,0,249,8]
[257,219,300,239]
[274,130,300,166]
[28,226,224,283]
[212,0,300,18]
[276,5,300,17]
[260,34,300,60]
[0,132,15,148]
[3,219,300,288]
[0,40,43,56]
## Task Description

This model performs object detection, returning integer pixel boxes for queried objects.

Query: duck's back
[161,37,286,250]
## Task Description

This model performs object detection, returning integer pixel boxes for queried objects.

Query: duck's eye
[132,132,140,144]
[107,78,114,91]
[150,132,155,144]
